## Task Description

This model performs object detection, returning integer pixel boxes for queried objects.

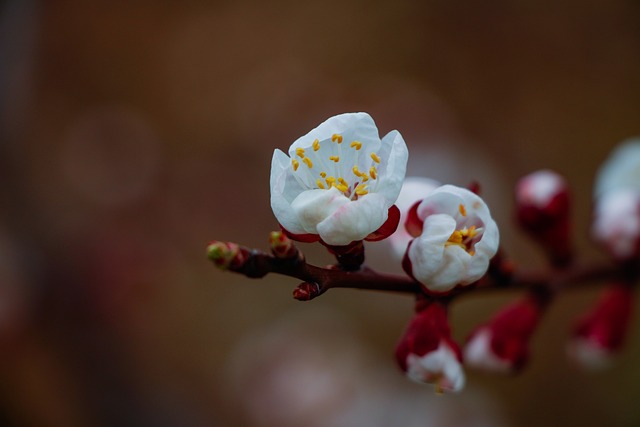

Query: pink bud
[568,283,633,369]
[515,170,572,267]
[464,295,544,374]
[395,302,465,393]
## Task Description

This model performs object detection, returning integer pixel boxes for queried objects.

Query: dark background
[1,1,639,426]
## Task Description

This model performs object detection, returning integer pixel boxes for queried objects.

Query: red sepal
[280,225,321,243]
[365,205,401,242]
[405,201,424,238]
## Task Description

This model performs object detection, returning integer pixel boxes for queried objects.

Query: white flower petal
[592,189,640,259]
[270,149,307,234]
[317,193,388,246]
[594,138,640,199]
[406,344,465,392]
[389,177,441,258]
[567,338,612,370]
[290,187,350,234]
[374,130,409,203]
[516,170,567,208]
[464,329,513,374]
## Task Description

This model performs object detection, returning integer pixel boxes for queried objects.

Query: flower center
[445,204,483,255]
[290,134,381,200]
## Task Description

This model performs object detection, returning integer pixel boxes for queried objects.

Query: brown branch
[208,235,636,302]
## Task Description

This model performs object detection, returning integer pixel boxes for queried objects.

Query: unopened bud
[207,241,247,270]
[515,170,572,267]
[568,283,633,370]
[464,295,545,374]
[396,302,465,393]
[269,231,299,259]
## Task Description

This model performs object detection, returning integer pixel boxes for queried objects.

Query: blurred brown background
[1,0,640,426]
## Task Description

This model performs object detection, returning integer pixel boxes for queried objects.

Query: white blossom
[405,185,499,293]
[270,113,408,246]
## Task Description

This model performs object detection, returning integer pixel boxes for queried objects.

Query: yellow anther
[361,174,369,182]
[331,134,343,143]
[292,159,299,171]
[312,139,320,151]
[371,152,381,163]
[303,157,313,168]
[326,176,336,187]
[355,184,368,196]
[296,147,305,158]
[446,230,463,246]
[353,166,365,177]
[320,171,327,178]
[459,204,467,217]
[350,141,362,150]
[338,177,348,186]
[466,226,478,238]
[316,179,326,189]
[336,184,349,193]
[329,156,340,162]
[369,166,377,180]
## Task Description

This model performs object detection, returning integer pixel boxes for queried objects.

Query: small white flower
[405,185,499,293]
[388,177,441,258]
[270,113,408,246]
[405,343,465,393]
[593,138,640,199]
[592,190,640,259]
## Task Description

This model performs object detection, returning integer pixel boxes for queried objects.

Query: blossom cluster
[210,113,639,393]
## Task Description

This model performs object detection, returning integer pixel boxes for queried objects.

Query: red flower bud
[568,283,633,369]
[395,302,465,393]
[464,295,544,374]
[515,170,572,267]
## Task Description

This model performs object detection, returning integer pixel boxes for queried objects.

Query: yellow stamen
[371,152,381,163]
[303,157,313,168]
[336,184,348,193]
[325,176,336,187]
[369,166,377,180]
[329,155,340,162]
[446,230,463,246]
[338,177,348,186]
[434,382,444,395]
[331,134,343,143]
[459,204,467,217]
[296,147,305,158]
[353,166,365,177]
[350,141,362,150]
[292,159,299,171]
[316,179,326,189]
[361,174,369,182]
[312,139,320,151]
[355,184,368,195]
[320,171,327,178]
